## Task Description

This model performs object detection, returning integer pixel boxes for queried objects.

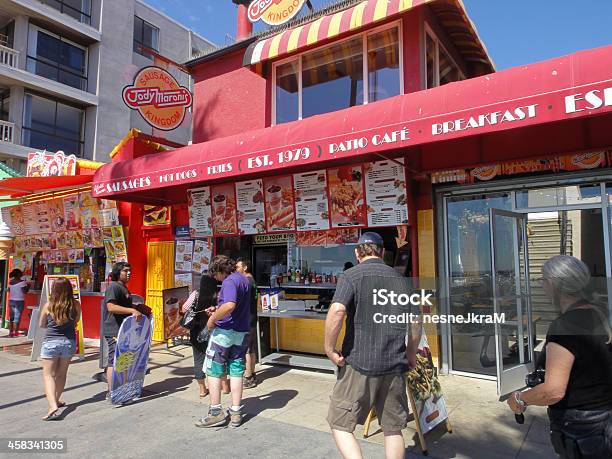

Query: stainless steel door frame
[490,208,534,396]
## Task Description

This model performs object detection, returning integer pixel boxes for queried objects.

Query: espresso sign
[248,0,306,26]
[122,66,192,131]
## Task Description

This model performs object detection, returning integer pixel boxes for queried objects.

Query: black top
[545,307,612,410]
[191,275,218,351]
[102,282,132,337]
[44,313,76,341]
[332,258,418,376]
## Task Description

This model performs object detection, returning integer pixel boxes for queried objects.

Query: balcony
[0,120,14,143]
[0,44,19,69]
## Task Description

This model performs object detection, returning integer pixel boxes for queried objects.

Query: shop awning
[93,45,612,204]
[0,175,93,199]
[243,0,493,70]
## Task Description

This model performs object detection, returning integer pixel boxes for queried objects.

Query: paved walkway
[0,331,557,458]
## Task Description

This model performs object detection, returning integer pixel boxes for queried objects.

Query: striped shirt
[332,258,419,376]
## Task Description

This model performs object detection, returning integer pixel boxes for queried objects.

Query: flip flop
[199,391,209,398]
[42,409,59,421]
[57,401,66,407]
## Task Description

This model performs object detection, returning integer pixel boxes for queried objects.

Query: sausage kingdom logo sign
[122,66,192,131]
[248,0,306,26]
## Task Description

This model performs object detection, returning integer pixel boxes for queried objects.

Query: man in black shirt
[325,232,421,459]
[236,257,259,389]
[102,262,149,398]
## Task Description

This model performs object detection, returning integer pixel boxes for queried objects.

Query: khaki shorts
[327,364,409,434]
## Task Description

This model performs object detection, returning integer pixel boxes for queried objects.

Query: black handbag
[180,306,198,330]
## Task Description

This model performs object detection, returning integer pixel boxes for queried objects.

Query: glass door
[490,209,534,396]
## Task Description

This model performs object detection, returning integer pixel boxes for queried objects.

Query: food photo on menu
[211,184,238,235]
[264,175,296,232]
[327,166,366,227]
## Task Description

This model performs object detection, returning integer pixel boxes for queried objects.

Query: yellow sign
[248,0,306,26]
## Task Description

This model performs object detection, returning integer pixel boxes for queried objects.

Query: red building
[93,0,612,391]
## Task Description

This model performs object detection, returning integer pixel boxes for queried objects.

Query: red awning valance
[0,175,93,198]
[243,0,493,71]
[94,46,612,204]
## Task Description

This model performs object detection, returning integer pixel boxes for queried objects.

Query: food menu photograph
[63,195,82,230]
[364,160,409,227]
[293,170,330,231]
[192,239,212,274]
[79,193,101,228]
[187,186,213,237]
[175,240,194,273]
[264,175,295,232]
[48,199,66,232]
[211,183,238,235]
[235,180,266,234]
[143,205,171,227]
[327,165,366,228]
[9,206,25,236]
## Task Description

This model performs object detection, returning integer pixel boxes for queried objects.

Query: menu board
[9,206,25,236]
[326,229,360,246]
[187,186,213,237]
[327,166,366,228]
[83,228,104,248]
[22,204,38,235]
[365,160,409,227]
[211,184,238,235]
[99,199,119,228]
[192,239,212,274]
[63,195,82,230]
[102,225,128,263]
[296,231,328,246]
[79,192,101,228]
[293,170,330,231]
[175,240,194,272]
[235,180,266,234]
[174,273,193,289]
[263,175,295,232]
[48,199,66,232]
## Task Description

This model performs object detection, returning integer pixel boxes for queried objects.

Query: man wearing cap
[325,232,421,459]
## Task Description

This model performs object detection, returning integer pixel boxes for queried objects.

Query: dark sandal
[42,409,59,421]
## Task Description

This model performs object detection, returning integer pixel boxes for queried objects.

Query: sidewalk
[0,330,556,458]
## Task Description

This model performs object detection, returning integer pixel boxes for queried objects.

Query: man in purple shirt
[195,255,252,428]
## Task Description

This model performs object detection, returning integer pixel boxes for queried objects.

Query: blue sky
[146,0,612,69]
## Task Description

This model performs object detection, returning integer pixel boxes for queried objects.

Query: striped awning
[244,0,430,66]
[244,0,493,72]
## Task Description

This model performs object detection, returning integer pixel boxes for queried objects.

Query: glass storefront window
[446,192,512,375]
[302,37,364,119]
[275,60,299,124]
[367,28,400,103]
[288,244,357,277]
[515,184,601,208]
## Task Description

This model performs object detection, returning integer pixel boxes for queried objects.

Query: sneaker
[243,376,257,389]
[195,408,228,428]
[228,407,243,427]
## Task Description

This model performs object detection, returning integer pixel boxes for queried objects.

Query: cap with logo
[357,232,384,246]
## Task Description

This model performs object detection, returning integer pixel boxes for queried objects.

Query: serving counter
[257,309,337,372]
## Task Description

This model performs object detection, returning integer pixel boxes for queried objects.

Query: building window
[22,93,85,156]
[27,26,87,91]
[273,24,402,125]
[0,89,10,122]
[40,0,92,25]
[424,27,465,89]
[133,16,159,59]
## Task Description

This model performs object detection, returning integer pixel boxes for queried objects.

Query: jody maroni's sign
[123,66,192,131]
[248,0,306,26]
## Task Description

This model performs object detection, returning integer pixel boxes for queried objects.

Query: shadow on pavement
[242,389,299,424]
[55,391,108,420]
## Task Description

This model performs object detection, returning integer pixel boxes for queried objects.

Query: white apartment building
[0,0,214,172]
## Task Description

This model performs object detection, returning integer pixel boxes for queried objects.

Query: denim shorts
[41,338,76,359]
[9,300,24,323]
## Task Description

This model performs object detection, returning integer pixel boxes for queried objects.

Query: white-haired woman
[507,255,612,458]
